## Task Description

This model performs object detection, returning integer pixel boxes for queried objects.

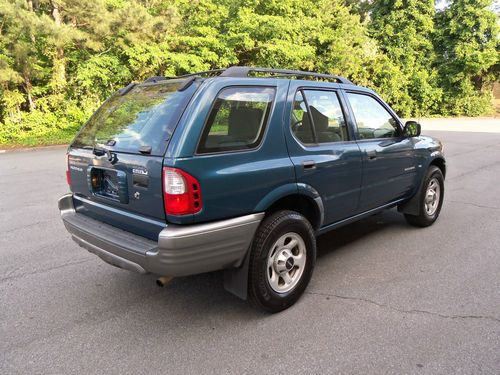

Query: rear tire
[248,210,316,313]
[404,166,444,227]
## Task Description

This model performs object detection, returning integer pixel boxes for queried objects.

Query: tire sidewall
[251,211,316,312]
[421,167,445,222]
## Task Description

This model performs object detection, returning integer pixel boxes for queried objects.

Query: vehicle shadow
[316,208,408,259]
[107,208,410,322]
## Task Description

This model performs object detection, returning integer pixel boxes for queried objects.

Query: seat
[228,106,263,143]
[304,106,341,143]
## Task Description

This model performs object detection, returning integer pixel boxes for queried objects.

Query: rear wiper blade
[138,145,152,154]
[92,145,108,157]
[95,138,116,146]
[93,144,118,164]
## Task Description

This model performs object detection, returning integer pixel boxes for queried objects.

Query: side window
[291,89,348,144]
[346,93,399,139]
[198,87,275,153]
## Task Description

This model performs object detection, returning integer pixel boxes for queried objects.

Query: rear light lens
[65,153,71,185]
[162,167,202,215]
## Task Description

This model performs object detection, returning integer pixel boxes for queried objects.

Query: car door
[284,82,363,226]
[342,90,418,211]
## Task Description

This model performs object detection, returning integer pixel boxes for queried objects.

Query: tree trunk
[23,74,35,112]
[51,1,66,92]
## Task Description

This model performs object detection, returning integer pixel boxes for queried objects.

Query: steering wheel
[292,120,302,132]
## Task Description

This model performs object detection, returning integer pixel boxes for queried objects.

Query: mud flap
[398,176,425,216]
[223,248,251,300]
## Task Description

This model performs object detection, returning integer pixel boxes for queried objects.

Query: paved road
[1,130,499,374]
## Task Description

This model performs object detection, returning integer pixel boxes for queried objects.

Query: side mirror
[403,120,421,137]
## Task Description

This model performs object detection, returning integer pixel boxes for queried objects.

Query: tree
[434,0,499,115]
[369,0,443,116]
[0,0,498,145]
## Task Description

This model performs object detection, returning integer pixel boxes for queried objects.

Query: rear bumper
[58,194,263,276]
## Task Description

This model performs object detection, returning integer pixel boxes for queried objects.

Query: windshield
[72,80,196,155]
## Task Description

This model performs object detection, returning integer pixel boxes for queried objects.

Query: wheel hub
[267,232,307,293]
[273,249,294,274]
[424,177,441,216]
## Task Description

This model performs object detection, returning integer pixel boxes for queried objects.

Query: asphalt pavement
[1,129,499,374]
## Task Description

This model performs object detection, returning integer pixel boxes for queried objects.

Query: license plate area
[87,167,129,204]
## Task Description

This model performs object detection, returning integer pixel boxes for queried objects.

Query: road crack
[2,219,55,235]
[448,160,500,181]
[307,291,500,323]
[446,200,500,210]
[0,258,94,283]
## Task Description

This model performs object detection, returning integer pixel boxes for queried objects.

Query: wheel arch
[254,182,324,230]
[429,157,446,179]
[398,158,445,216]
[224,183,324,300]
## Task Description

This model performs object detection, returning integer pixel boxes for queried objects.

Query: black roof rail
[220,66,353,84]
[142,66,353,85]
[142,70,224,84]
[166,69,226,79]
[142,76,167,84]
[117,83,136,96]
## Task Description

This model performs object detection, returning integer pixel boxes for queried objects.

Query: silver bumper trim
[72,235,148,274]
[58,194,263,276]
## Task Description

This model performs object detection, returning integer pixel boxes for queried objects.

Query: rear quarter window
[197,86,275,154]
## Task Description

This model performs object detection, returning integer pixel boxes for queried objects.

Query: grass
[0,129,75,149]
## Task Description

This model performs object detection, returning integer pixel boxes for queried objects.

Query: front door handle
[367,150,377,160]
[302,160,316,170]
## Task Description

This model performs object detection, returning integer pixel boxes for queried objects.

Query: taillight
[162,167,202,215]
[65,153,71,185]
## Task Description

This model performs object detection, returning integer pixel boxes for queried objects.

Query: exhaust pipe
[156,276,173,287]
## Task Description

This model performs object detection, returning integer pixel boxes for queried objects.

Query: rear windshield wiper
[138,145,152,154]
[92,144,108,157]
[92,138,116,155]
[92,146,109,156]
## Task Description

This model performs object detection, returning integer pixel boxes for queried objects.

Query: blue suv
[59,67,446,312]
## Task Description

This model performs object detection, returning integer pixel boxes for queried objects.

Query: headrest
[228,106,263,140]
[302,106,329,132]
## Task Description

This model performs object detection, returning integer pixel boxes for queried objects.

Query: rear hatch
[67,79,198,239]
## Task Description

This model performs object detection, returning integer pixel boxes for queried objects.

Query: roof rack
[220,66,353,84]
[142,66,353,85]
[142,69,225,84]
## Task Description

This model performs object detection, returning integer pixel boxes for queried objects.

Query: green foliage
[369,0,443,117]
[0,0,498,145]
[434,0,499,115]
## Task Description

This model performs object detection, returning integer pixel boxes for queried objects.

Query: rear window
[197,86,275,154]
[72,80,196,155]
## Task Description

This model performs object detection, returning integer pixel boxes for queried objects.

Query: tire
[248,210,316,313]
[404,166,444,227]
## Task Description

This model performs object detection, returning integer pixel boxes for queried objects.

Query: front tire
[248,210,316,313]
[405,166,444,227]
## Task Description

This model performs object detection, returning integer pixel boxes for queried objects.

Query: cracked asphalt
[1,129,499,374]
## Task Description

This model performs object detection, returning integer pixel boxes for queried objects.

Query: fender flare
[253,182,324,228]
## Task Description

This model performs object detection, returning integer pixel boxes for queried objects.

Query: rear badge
[134,191,141,200]
[132,167,148,176]
[70,165,83,172]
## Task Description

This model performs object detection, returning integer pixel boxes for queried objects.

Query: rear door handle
[302,160,316,170]
[367,150,377,160]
